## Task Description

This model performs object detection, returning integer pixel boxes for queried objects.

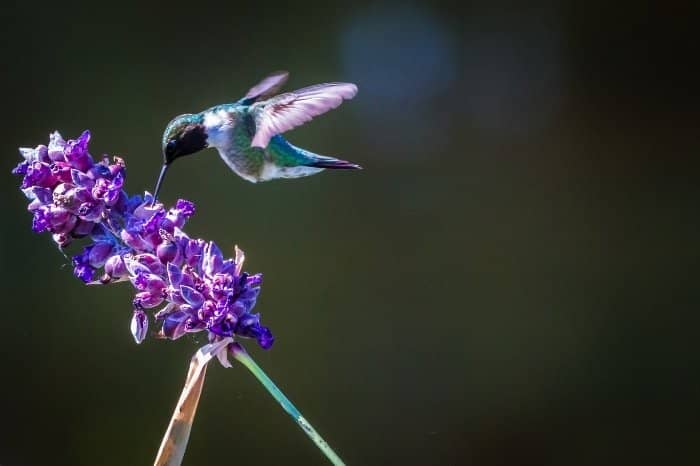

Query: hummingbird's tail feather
[265,135,361,180]
[304,156,362,170]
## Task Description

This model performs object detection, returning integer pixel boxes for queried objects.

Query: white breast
[203,109,234,150]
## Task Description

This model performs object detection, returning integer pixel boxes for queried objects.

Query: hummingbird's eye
[165,140,177,157]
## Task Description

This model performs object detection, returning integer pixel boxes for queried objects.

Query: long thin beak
[151,163,169,206]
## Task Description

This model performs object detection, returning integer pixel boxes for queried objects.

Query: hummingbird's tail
[304,156,362,170]
[265,135,362,180]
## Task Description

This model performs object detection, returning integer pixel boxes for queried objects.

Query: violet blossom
[13,130,273,351]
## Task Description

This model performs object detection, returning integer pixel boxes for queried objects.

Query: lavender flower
[13,130,125,249]
[14,131,273,352]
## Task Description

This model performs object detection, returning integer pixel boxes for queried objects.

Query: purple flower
[16,130,125,248]
[13,131,273,355]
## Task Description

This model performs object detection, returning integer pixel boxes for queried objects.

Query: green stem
[230,344,346,466]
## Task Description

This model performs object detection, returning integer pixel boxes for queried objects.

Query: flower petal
[180,285,204,308]
[234,245,245,276]
[161,311,189,340]
[166,261,182,286]
[47,131,66,161]
[203,241,223,275]
[124,255,150,277]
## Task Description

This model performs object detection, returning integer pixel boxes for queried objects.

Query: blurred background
[1,1,698,465]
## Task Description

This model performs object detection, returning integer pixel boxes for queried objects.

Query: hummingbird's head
[161,113,208,165]
[152,113,208,204]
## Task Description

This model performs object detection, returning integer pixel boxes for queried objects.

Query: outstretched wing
[239,71,290,105]
[249,83,358,149]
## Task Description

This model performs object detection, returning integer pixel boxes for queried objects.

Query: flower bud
[22,162,55,189]
[77,202,103,222]
[50,162,73,183]
[104,254,128,279]
[134,273,166,293]
[130,310,148,344]
[51,214,78,235]
[134,254,164,275]
[47,206,72,228]
[121,228,148,250]
[64,130,93,171]
[133,291,164,309]
[157,239,180,264]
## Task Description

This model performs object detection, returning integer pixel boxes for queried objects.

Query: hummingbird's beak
[151,163,169,206]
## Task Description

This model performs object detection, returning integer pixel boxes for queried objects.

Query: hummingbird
[152,71,360,201]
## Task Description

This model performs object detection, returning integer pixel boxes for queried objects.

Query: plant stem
[154,338,233,466]
[230,343,346,466]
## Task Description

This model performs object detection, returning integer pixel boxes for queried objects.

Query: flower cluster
[13,131,273,351]
[12,130,125,248]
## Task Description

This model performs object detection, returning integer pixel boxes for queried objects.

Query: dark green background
[1,2,698,465]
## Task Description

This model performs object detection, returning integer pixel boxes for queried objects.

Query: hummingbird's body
[201,104,338,182]
[153,71,360,200]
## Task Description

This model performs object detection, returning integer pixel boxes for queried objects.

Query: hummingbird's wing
[249,83,358,149]
[238,70,290,105]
